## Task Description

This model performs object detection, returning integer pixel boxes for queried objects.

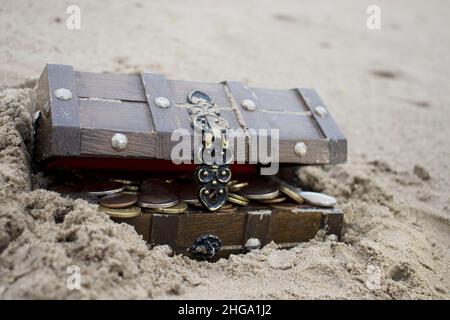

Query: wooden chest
[32,64,347,258]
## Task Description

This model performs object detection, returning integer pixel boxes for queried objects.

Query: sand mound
[0,88,448,299]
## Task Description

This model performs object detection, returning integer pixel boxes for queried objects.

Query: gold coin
[125,185,140,191]
[111,178,139,186]
[99,193,138,208]
[185,199,203,208]
[228,193,248,202]
[149,201,188,214]
[279,185,304,204]
[268,202,299,211]
[227,193,249,206]
[220,202,234,210]
[99,205,141,218]
[259,196,287,204]
[228,182,249,192]
[122,190,139,195]
[227,180,239,186]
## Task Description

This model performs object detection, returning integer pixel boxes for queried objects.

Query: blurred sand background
[0,0,449,299]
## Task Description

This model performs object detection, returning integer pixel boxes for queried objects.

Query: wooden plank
[175,211,247,248]
[137,206,340,257]
[47,64,81,156]
[35,66,347,165]
[296,88,347,164]
[75,71,146,102]
[141,73,193,159]
[268,208,322,243]
[79,100,154,132]
[244,210,271,248]
[224,81,331,164]
[81,129,157,157]
[321,208,344,239]
[150,214,179,248]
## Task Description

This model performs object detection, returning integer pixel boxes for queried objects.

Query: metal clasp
[188,91,233,211]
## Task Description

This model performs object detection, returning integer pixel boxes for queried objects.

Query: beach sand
[0,0,449,299]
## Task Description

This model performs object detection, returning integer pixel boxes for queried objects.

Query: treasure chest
[32,64,347,259]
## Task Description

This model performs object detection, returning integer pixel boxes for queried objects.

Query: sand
[0,0,449,299]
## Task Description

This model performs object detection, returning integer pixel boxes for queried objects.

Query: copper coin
[141,179,171,193]
[99,193,138,209]
[138,192,179,209]
[268,202,299,211]
[85,181,124,196]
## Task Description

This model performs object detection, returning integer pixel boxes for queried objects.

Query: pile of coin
[50,174,337,219]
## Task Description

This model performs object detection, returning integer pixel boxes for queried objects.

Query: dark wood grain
[321,208,344,240]
[81,128,157,157]
[296,88,347,164]
[175,211,247,247]
[150,214,179,248]
[76,71,146,102]
[268,208,322,244]
[47,64,81,156]
[80,99,154,132]
[244,210,271,248]
[134,206,342,256]
[141,73,193,159]
[35,65,347,165]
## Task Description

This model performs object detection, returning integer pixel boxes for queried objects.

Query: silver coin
[298,191,336,207]
[137,192,179,209]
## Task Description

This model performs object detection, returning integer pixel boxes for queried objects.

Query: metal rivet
[245,238,261,251]
[315,106,328,117]
[294,142,307,157]
[221,171,227,176]
[241,99,256,111]
[203,171,209,176]
[154,96,170,108]
[219,189,224,194]
[54,88,72,101]
[212,180,218,186]
[111,133,128,151]
[204,190,210,195]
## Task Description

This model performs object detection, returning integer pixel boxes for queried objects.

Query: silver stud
[241,99,256,111]
[212,180,218,186]
[221,170,227,176]
[111,133,128,151]
[154,96,170,108]
[294,142,307,157]
[315,106,328,117]
[245,238,261,251]
[219,189,224,194]
[54,88,72,101]
[204,190,210,195]
[203,171,209,176]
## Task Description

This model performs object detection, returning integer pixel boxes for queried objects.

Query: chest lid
[33,64,347,165]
